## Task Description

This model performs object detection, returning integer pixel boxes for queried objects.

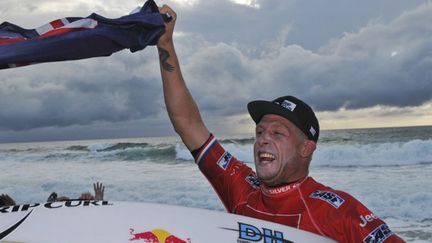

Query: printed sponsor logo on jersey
[245,174,260,189]
[265,183,300,195]
[363,223,394,243]
[310,190,345,209]
[221,222,294,243]
[359,213,378,228]
[230,161,245,176]
[217,152,233,171]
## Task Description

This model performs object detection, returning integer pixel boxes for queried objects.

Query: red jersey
[193,135,405,243]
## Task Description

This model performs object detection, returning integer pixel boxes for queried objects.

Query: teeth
[259,152,275,160]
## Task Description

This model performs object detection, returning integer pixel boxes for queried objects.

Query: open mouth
[258,152,276,163]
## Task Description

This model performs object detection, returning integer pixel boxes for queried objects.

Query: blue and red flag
[0,0,168,69]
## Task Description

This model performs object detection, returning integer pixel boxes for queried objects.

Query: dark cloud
[175,3,432,114]
[175,0,425,50]
[0,0,430,141]
[0,51,162,131]
[0,76,160,131]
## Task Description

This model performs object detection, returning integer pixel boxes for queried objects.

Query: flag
[0,0,168,69]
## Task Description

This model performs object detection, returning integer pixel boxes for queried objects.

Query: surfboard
[0,201,336,243]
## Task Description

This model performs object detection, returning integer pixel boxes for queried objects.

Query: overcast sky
[1,0,431,143]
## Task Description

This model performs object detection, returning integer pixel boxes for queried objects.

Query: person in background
[1,182,105,205]
[47,182,105,202]
[0,193,16,206]
[155,4,404,242]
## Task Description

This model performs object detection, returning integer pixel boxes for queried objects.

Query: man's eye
[274,131,284,136]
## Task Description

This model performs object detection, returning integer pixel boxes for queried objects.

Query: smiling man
[249,97,318,187]
[156,4,404,243]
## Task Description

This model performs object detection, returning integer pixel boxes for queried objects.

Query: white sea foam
[313,139,432,167]
[176,138,432,167]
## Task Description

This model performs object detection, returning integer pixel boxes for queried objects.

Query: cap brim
[247,100,302,127]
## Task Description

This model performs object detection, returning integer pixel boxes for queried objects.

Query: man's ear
[301,140,316,158]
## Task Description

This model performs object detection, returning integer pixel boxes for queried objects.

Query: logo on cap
[309,126,317,137]
[278,100,297,112]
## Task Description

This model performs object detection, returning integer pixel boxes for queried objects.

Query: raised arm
[157,5,210,151]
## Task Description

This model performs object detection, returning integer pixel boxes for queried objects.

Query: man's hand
[158,5,177,47]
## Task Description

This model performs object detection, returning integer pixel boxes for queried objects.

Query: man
[156,5,404,242]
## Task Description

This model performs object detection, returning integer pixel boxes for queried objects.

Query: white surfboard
[0,201,336,243]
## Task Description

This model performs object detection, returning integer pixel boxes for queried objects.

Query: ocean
[1,126,431,242]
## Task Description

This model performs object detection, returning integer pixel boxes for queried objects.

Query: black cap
[247,96,319,142]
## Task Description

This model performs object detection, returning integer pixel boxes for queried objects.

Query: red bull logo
[129,228,191,243]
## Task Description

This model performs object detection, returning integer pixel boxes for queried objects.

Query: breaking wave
[3,130,432,167]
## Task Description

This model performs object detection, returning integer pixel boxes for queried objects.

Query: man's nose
[256,131,270,145]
